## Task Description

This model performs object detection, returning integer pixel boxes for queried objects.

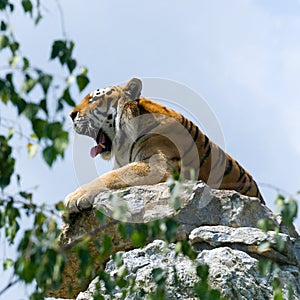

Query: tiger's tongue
[90,132,106,158]
[90,144,102,158]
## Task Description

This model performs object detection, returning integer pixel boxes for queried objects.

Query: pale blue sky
[1,0,300,298]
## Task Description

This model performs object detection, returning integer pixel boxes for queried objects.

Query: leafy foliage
[0,1,89,297]
[0,134,15,189]
[0,0,90,167]
[258,194,298,300]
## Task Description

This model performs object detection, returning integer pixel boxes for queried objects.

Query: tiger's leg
[64,154,171,213]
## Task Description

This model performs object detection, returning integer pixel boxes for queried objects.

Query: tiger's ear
[123,78,142,100]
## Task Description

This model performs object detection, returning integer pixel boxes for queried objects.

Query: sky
[1,0,300,298]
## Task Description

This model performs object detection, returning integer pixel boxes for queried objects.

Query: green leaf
[9,41,19,53]
[196,264,209,280]
[32,118,47,139]
[16,259,37,283]
[30,133,37,139]
[0,1,10,10]
[46,122,62,140]
[175,240,197,260]
[98,270,115,293]
[19,191,33,200]
[112,252,123,268]
[35,12,42,25]
[258,258,273,276]
[101,234,112,256]
[0,135,15,189]
[53,132,68,155]
[80,66,88,76]
[42,146,57,167]
[274,235,285,252]
[76,74,89,92]
[0,21,6,30]
[165,219,177,243]
[38,74,52,95]
[50,40,74,65]
[22,74,37,94]
[7,127,14,140]
[50,40,66,60]
[281,199,298,226]
[23,57,30,71]
[9,55,21,67]
[3,258,13,270]
[23,103,39,120]
[39,98,48,115]
[274,291,284,300]
[16,173,21,185]
[0,34,9,49]
[257,218,276,232]
[67,58,77,73]
[152,268,164,283]
[34,211,46,226]
[55,201,65,212]
[60,88,75,107]
[131,230,147,247]
[21,0,33,15]
[16,98,27,114]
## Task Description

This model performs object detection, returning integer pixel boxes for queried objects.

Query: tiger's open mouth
[90,129,112,158]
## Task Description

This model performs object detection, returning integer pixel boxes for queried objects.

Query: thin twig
[259,182,293,198]
[55,0,67,39]
[0,279,19,296]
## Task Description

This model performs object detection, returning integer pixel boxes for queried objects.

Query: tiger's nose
[70,110,78,121]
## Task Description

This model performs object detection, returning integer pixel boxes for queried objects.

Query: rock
[77,240,199,300]
[94,181,282,236]
[189,225,300,265]
[197,247,300,300]
[77,240,300,300]
[46,181,299,299]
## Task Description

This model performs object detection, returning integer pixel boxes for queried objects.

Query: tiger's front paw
[64,188,94,214]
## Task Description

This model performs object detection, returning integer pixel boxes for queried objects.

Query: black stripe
[255,188,260,197]
[200,145,211,166]
[236,176,247,192]
[224,159,233,176]
[203,135,209,149]
[213,152,229,184]
[181,115,185,125]
[188,120,193,133]
[243,178,253,194]
[183,116,188,127]
[236,162,246,182]
[193,126,199,142]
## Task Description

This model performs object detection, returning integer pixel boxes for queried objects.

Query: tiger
[65,78,264,213]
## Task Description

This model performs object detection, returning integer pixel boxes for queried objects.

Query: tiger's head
[69,78,142,160]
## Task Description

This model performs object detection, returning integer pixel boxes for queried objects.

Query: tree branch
[0,278,19,297]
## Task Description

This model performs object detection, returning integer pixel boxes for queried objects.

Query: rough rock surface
[46,181,300,299]
[77,240,300,300]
